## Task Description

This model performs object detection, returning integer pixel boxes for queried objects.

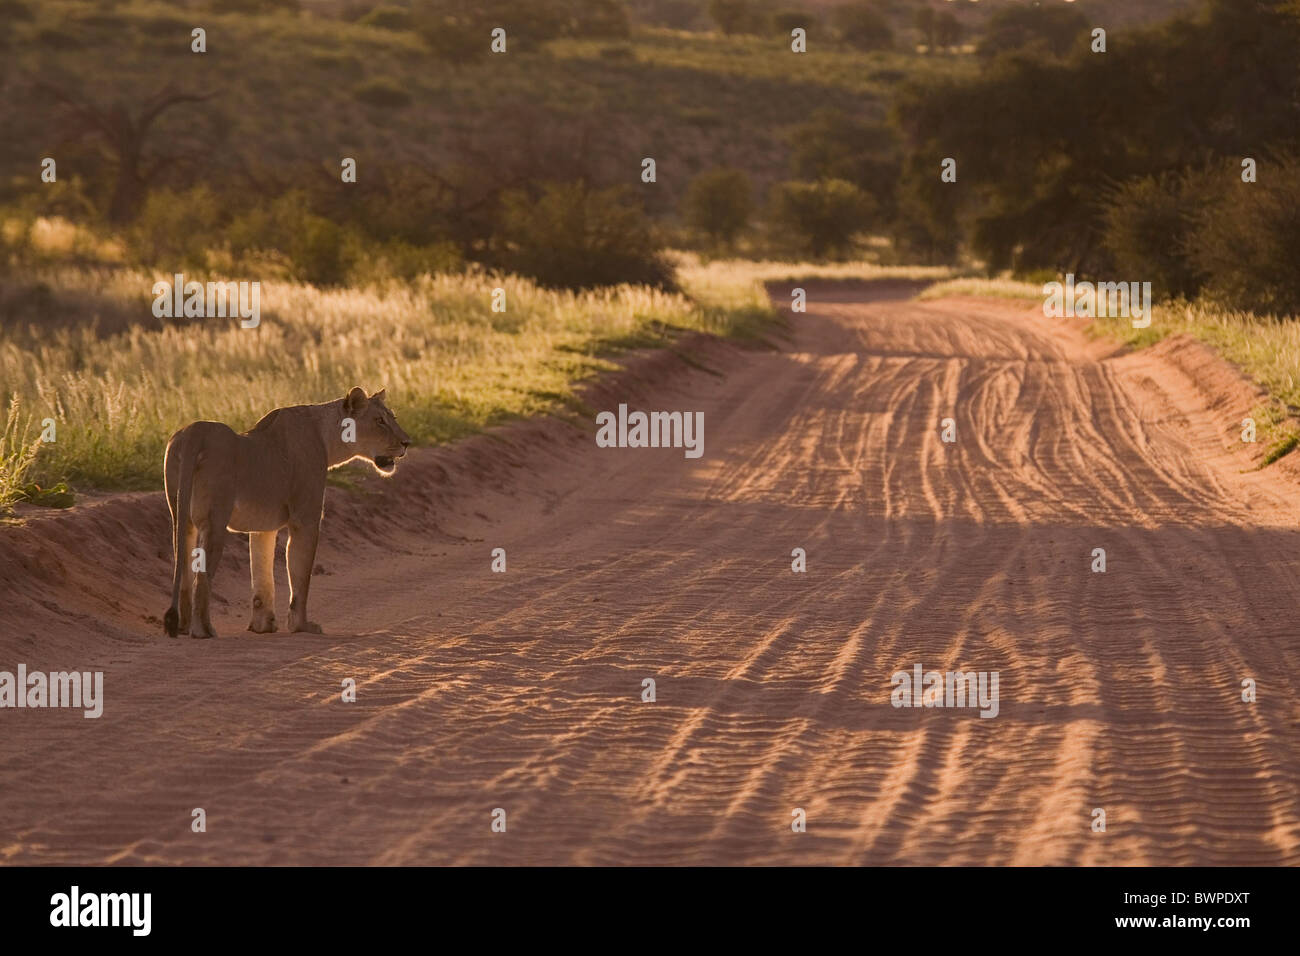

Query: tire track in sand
[2,282,1298,864]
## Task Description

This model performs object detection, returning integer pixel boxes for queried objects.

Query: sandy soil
[2,282,1298,865]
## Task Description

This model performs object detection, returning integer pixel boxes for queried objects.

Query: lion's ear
[344,386,367,414]
[370,387,387,403]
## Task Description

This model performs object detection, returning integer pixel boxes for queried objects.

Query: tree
[934,11,960,52]
[789,107,900,217]
[683,167,754,246]
[500,182,676,290]
[1102,169,1216,301]
[834,2,893,51]
[772,10,815,35]
[914,6,937,52]
[1190,154,1300,317]
[708,0,756,35]
[34,80,217,224]
[977,6,1089,59]
[770,179,876,258]
[892,0,1300,275]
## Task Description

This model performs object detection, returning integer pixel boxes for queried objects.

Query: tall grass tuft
[0,398,43,512]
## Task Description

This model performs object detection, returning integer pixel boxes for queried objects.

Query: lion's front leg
[286,520,322,633]
[248,530,278,633]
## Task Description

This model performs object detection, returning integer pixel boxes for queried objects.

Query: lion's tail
[163,433,196,637]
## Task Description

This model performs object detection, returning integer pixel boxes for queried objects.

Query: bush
[770,179,876,258]
[629,0,704,30]
[208,0,300,13]
[1103,169,1216,301]
[772,10,814,34]
[977,6,1089,59]
[290,215,359,287]
[128,187,223,270]
[599,44,637,60]
[891,173,960,265]
[226,191,360,285]
[833,2,893,51]
[682,167,753,246]
[352,239,464,283]
[418,10,488,64]
[570,0,632,38]
[359,4,413,31]
[708,0,763,35]
[35,28,83,50]
[0,1,34,22]
[789,107,899,214]
[499,182,676,291]
[934,10,960,51]
[353,77,412,109]
[1190,155,1300,317]
[416,0,618,58]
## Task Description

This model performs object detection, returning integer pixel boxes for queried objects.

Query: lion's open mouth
[373,455,396,471]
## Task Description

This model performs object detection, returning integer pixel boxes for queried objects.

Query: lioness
[162,387,410,638]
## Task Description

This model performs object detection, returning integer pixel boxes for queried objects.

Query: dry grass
[0,256,790,499]
[917,277,1043,302]
[0,399,43,512]
[688,255,954,287]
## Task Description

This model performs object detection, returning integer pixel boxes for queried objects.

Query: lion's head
[342,386,411,476]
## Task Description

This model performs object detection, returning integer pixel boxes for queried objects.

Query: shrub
[417,0,606,58]
[290,215,359,287]
[789,107,899,214]
[599,43,637,60]
[226,192,359,285]
[772,10,814,34]
[891,175,960,266]
[770,179,876,258]
[683,167,754,246]
[35,28,83,50]
[934,10,960,50]
[629,0,704,30]
[1103,169,1216,301]
[207,0,301,13]
[833,2,893,51]
[353,239,464,283]
[128,187,223,270]
[708,0,762,35]
[977,6,1090,59]
[0,1,34,22]
[353,77,412,109]
[570,0,632,38]
[136,15,192,36]
[1189,155,1300,317]
[359,4,413,31]
[499,182,676,291]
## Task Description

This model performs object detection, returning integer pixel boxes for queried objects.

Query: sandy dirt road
[2,283,1298,865]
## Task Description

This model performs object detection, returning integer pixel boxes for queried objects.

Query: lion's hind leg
[190,488,235,639]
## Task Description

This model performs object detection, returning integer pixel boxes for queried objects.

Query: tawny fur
[163,387,410,638]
